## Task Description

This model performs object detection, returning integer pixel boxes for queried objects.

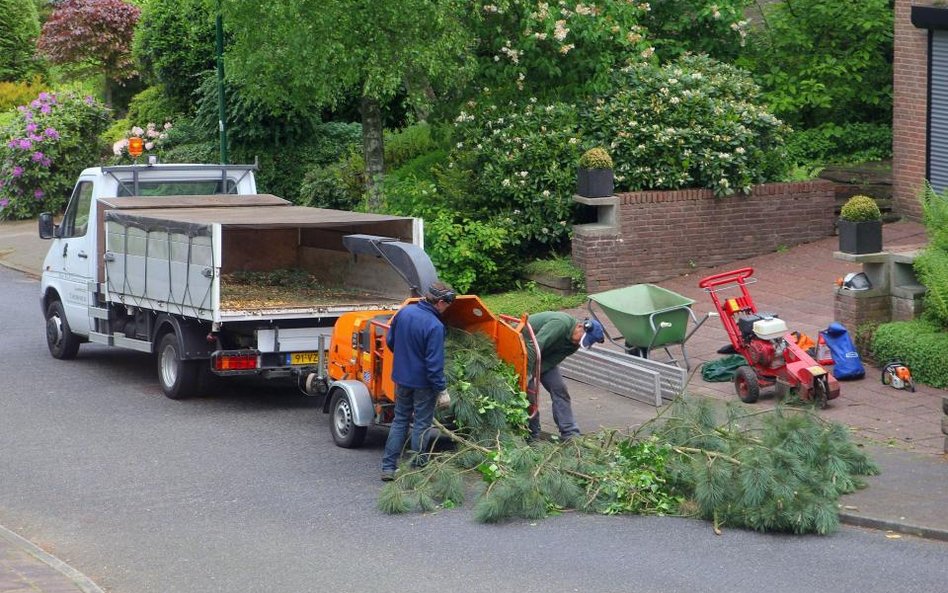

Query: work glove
[436,390,452,410]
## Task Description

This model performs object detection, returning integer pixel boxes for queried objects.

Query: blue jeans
[528,366,580,439]
[381,385,438,472]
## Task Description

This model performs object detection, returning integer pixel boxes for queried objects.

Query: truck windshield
[116,179,238,196]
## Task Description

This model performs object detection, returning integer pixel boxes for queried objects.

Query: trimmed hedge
[871,319,948,388]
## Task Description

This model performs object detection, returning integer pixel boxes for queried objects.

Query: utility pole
[216,1,228,164]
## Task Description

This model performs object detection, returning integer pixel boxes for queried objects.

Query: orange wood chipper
[309,295,536,448]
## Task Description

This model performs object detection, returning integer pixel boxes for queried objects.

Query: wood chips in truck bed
[219,269,391,310]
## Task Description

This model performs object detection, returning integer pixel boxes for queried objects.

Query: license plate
[287,352,319,366]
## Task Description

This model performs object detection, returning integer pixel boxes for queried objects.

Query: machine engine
[739,314,789,369]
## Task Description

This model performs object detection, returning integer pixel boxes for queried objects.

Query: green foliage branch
[380,331,877,533]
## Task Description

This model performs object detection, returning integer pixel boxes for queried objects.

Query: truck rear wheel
[45,300,80,360]
[157,333,199,400]
[329,390,367,448]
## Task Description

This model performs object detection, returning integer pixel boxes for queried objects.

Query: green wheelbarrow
[587,284,715,370]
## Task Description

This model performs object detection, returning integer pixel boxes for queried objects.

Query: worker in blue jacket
[381,282,456,481]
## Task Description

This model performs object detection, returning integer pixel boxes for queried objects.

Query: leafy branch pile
[379,332,878,534]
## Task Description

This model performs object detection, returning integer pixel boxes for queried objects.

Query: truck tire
[45,300,80,360]
[157,332,199,400]
[329,390,367,448]
[734,366,760,403]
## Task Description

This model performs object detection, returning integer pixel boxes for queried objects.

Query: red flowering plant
[0,91,110,219]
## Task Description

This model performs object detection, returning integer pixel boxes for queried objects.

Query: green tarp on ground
[700,354,748,382]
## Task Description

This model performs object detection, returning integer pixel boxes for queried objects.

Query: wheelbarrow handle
[698,267,755,289]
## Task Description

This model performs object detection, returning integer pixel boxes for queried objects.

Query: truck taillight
[213,352,259,371]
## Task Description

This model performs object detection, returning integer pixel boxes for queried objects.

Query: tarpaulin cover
[701,355,749,382]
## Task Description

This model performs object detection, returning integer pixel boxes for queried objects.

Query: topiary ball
[840,195,881,222]
[579,147,613,169]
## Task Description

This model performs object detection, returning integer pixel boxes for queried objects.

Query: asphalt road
[1,266,946,593]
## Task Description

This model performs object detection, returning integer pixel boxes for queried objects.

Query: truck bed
[100,195,419,322]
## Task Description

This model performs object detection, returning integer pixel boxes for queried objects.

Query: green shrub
[738,0,892,128]
[839,195,881,222]
[0,77,48,112]
[0,0,41,81]
[920,182,948,252]
[0,91,110,219]
[522,255,585,292]
[449,99,582,254]
[384,123,445,171]
[126,85,180,128]
[915,184,948,328]
[388,149,449,184]
[784,123,892,167]
[298,150,364,210]
[588,54,790,197]
[871,320,948,388]
[194,73,324,146]
[384,175,517,293]
[914,250,948,329]
[134,0,215,114]
[480,284,587,318]
[579,147,612,170]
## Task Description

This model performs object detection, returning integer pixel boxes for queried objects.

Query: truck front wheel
[329,390,367,448]
[45,300,80,360]
[157,333,199,400]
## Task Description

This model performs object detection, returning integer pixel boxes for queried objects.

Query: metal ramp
[559,348,686,407]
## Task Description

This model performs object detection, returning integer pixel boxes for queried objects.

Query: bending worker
[381,282,456,481]
[524,312,605,440]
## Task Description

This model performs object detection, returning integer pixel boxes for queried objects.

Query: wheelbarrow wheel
[734,366,760,403]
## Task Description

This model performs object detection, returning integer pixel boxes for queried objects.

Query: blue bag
[820,322,865,380]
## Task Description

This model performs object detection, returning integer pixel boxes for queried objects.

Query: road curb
[839,512,948,542]
[0,524,105,593]
[0,257,40,279]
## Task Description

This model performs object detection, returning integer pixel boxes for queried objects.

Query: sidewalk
[0,525,102,593]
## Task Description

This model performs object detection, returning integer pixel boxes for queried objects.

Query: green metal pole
[216,5,228,164]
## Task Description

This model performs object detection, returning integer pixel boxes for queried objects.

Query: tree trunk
[361,97,384,212]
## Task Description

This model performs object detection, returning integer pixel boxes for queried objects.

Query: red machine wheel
[734,366,760,403]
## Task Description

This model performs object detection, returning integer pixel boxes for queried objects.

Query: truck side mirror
[38,212,57,239]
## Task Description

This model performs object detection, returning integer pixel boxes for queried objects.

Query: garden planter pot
[577,168,614,198]
[838,219,882,254]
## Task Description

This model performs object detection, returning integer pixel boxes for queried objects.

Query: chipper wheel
[734,366,760,403]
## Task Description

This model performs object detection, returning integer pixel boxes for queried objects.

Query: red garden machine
[698,267,840,407]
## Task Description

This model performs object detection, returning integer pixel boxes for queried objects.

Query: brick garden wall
[893,0,931,222]
[572,181,835,293]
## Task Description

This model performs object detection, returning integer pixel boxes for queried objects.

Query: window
[60,181,94,238]
[116,179,238,197]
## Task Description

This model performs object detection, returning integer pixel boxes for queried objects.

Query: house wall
[572,181,835,293]
[893,0,932,221]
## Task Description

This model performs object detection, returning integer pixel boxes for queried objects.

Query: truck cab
[39,164,258,358]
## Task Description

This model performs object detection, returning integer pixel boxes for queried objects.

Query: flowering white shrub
[450,99,582,250]
[587,55,790,196]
